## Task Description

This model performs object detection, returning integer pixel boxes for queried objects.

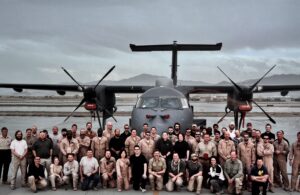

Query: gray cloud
[0,0,299,84]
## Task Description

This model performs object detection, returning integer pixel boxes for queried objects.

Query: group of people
[0,121,299,195]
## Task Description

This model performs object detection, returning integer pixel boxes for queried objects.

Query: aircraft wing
[0,83,152,94]
[178,84,300,95]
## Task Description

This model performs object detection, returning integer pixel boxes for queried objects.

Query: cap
[191,153,198,158]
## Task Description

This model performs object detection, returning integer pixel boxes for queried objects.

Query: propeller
[217,65,277,128]
[61,65,116,126]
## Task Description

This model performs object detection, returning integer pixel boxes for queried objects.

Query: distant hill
[0,73,299,96]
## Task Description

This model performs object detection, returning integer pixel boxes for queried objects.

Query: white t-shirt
[80,156,99,175]
[10,139,27,156]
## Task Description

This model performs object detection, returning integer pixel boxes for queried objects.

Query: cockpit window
[136,97,185,109]
[161,98,181,109]
[137,97,159,108]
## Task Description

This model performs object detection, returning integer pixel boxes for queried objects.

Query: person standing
[109,129,125,160]
[289,131,300,192]
[85,122,96,139]
[139,131,155,161]
[173,133,190,161]
[261,124,276,144]
[63,153,79,191]
[237,133,256,191]
[273,130,290,191]
[91,131,109,161]
[76,129,90,162]
[103,121,115,142]
[148,150,166,191]
[196,133,217,187]
[60,130,79,163]
[24,128,37,183]
[218,131,236,166]
[10,130,28,190]
[50,126,61,159]
[257,134,274,193]
[223,151,244,195]
[0,127,12,184]
[125,129,141,156]
[251,158,269,195]
[27,156,47,193]
[32,131,53,176]
[129,145,147,192]
[80,149,100,191]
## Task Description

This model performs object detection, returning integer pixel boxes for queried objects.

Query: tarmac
[0,177,299,195]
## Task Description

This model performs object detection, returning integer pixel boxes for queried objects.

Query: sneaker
[140,187,146,193]
[73,187,77,191]
[93,187,98,191]
[10,186,16,190]
[52,187,57,191]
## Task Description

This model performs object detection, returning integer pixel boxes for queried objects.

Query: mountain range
[0,73,299,96]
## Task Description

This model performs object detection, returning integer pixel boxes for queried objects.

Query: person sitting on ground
[49,156,63,191]
[63,153,79,191]
[27,156,47,193]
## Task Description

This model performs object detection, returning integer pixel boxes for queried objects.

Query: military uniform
[91,136,109,161]
[218,139,236,166]
[124,136,141,156]
[148,157,166,190]
[257,142,274,190]
[139,138,155,161]
[289,141,300,191]
[60,138,79,163]
[224,159,244,194]
[273,139,289,189]
[100,156,116,188]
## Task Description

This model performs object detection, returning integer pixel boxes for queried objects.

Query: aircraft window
[161,98,181,109]
[137,97,159,108]
[181,98,189,108]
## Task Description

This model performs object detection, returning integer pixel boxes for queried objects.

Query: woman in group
[208,156,225,195]
[116,150,131,192]
[49,156,63,191]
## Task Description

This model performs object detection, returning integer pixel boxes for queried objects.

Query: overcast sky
[0,0,299,85]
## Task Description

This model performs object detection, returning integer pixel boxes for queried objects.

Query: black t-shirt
[109,136,125,151]
[33,138,53,158]
[174,141,190,159]
[130,154,147,175]
[251,165,268,177]
[186,160,202,176]
[261,132,275,141]
[28,163,45,180]
[155,139,173,156]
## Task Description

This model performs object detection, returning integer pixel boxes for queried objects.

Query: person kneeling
[186,153,203,195]
[63,153,79,191]
[224,151,243,195]
[166,153,185,192]
[251,158,269,195]
[148,150,166,191]
[79,149,100,191]
[27,156,47,193]
[100,150,116,188]
[49,156,64,190]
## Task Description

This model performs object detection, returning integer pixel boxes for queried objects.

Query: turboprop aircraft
[1,41,300,134]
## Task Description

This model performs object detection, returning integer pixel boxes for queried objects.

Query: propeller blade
[252,100,276,124]
[105,109,118,122]
[61,67,84,91]
[217,66,243,92]
[217,111,230,124]
[94,65,116,90]
[250,65,276,91]
[64,98,86,122]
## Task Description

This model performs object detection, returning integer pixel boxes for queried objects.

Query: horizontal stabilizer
[130,42,222,52]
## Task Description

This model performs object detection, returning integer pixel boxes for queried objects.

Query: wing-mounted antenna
[130,41,222,86]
